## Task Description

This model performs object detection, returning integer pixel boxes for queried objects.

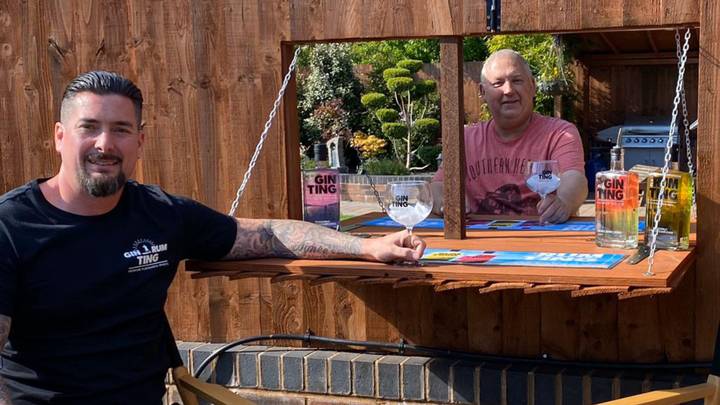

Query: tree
[297,44,363,147]
[361,59,440,170]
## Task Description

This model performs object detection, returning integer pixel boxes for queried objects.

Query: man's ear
[137,131,145,156]
[530,77,537,95]
[54,122,64,153]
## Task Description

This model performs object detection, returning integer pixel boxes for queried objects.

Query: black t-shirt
[0,179,236,404]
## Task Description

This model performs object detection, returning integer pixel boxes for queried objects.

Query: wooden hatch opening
[188,28,700,299]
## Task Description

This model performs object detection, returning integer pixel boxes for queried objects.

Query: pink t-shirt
[434,113,585,215]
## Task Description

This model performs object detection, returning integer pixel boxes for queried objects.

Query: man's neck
[493,113,534,141]
[40,174,123,216]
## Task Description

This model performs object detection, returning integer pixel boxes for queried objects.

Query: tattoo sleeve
[0,315,11,404]
[223,218,365,260]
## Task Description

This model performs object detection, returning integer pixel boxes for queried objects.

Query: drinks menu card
[421,249,625,269]
[362,217,645,232]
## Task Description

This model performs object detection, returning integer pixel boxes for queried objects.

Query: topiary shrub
[414,79,437,96]
[361,59,440,170]
[382,122,408,140]
[360,92,387,109]
[386,77,414,93]
[416,145,442,170]
[375,108,399,123]
[382,67,412,80]
[414,118,440,139]
[396,59,423,73]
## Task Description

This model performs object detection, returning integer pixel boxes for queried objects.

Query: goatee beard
[78,153,126,197]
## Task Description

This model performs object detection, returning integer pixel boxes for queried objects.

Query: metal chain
[676,29,697,207]
[680,89,696,207]
[228,46,304,216]
[646,28,691,276]
[363,166,386,213]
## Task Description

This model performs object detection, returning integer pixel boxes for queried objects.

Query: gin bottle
[595,146,639,248]
[302,143,341,230]
[644,146,692,250]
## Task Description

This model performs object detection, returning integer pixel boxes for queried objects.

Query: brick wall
[166,342,709,405]
[340,174,434,203]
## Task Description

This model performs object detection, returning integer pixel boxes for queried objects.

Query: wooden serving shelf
[185,214,696,299]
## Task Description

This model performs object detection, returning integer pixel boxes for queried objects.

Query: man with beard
[432,49,587,223]
[0,71,426,404]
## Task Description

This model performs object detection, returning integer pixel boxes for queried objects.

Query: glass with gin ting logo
[525,160,561,225]
[302,143,341,230]
[526,160,561,201]
[384,181,433,236]
[644,145,692,250]
[595,145,639,248]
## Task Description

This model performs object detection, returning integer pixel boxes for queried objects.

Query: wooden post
[439,37,466,239]
[696,0,720,361]
[282,43,303,220]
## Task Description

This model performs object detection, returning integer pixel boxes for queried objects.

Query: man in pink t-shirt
[432,49,587,223]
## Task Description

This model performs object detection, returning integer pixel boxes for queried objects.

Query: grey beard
[77,168,127,197]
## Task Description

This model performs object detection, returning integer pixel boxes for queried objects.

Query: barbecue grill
[596,117,680,170]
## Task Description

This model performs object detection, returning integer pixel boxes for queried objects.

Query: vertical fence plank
[467,291,503,354]
[696,0,720,360]
[439,37,466,239]
[541,292,580,360]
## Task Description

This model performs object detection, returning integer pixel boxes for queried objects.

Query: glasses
[384,181,434,236]
[525,160,561,201]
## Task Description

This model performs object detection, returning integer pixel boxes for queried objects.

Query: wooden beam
[696,0,720,361]
[580,51,699,66]
[646,31,659,53]
[439,37,466,239]
[599,32,620,54]
[282,44,303,220]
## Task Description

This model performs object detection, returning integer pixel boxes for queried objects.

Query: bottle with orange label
[595,145,640,248]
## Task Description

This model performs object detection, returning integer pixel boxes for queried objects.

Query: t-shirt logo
[123,238,170,273]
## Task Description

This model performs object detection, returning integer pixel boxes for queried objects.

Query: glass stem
[407,226,413,236]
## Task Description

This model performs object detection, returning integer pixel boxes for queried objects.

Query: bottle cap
[314,143,328,162]
[671,144,679,162]
[610,145,623,160]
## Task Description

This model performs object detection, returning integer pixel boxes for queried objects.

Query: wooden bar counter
[186,214,696,299]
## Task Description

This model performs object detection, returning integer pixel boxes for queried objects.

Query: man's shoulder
[127,181,200,209]
[464,121,493,137]
[533,114,579,134]
[0,180,37,212]
[127,181,178,204]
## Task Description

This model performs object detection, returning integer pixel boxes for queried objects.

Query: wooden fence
[0,0,716,363]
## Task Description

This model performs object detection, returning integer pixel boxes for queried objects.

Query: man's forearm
[224,218,366,260]
[0,315,11,404]
[558,170,588,214]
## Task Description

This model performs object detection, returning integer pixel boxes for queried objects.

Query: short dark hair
[61,71,143,128]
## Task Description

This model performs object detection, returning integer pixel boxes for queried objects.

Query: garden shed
[1,0,718,403]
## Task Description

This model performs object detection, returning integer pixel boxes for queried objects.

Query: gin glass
[384,181,434,236]
[525,160,561,200]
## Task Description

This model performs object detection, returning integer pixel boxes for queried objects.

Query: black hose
[192,332,712,379]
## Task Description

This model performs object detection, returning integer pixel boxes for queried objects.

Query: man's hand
[361,230,426,263]
[537,194,572,224]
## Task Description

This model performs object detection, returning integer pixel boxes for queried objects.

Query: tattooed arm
[0,315,11,405]
[223,218,425,263]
